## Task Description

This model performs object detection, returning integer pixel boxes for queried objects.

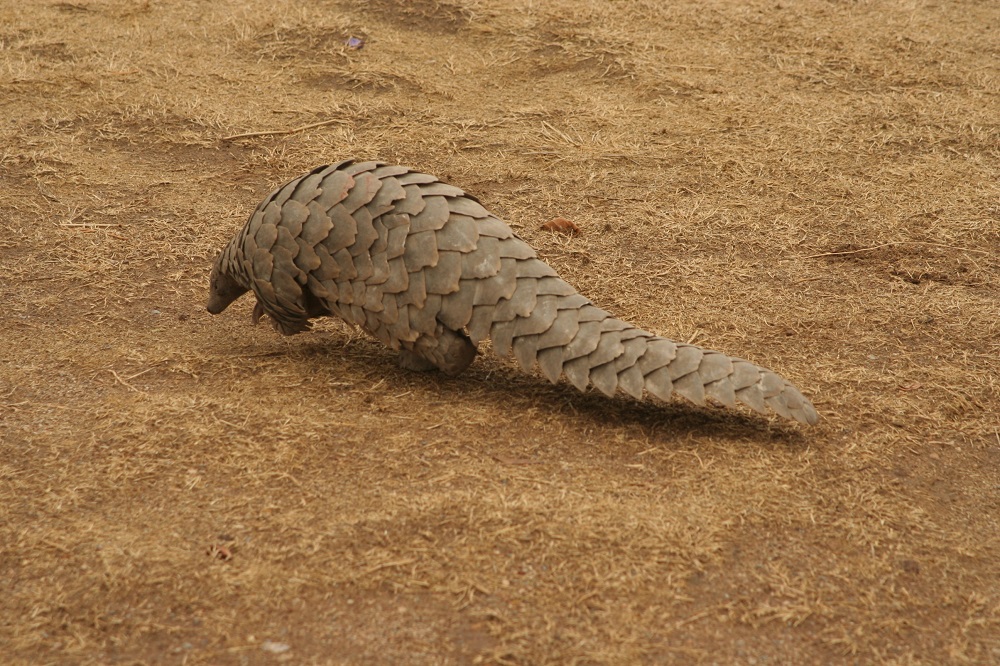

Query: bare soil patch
[1,0,998,664]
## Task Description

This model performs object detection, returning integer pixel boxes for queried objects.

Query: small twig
[673,605,727,630]
[221,118,348,141]
[36,184,60,203]
[540,120,579,146]
[58,222,121,228]
[363,558,417,576]
[803,241,988,259]
[107,369,142,392]
[41,538,71,554]
[662,64,719,71]
[260,471,302,487]
[508,475,557,486]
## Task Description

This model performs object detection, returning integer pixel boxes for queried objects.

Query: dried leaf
[541,217,580,235]
[261,641,291,654]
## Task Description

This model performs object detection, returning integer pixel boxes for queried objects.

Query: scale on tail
[207,160,819,425]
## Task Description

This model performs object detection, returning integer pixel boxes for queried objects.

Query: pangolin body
[207,159,819,425]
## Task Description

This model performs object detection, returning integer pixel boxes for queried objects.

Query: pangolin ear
[206,257,249,314]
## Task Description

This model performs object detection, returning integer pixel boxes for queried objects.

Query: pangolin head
[206,245,249,314]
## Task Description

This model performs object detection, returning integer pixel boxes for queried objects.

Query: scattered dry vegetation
[1,0,998,664]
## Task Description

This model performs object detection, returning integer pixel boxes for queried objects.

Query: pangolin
[207,159,819,425]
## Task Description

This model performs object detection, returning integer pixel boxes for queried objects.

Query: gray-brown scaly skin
[207,160,819,425]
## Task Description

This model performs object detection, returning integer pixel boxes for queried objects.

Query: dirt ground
[1,0,998,663]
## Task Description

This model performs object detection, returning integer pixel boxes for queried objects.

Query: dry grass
[1,0,998,664]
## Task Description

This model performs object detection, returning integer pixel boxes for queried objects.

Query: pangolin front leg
[207,159,819,425]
